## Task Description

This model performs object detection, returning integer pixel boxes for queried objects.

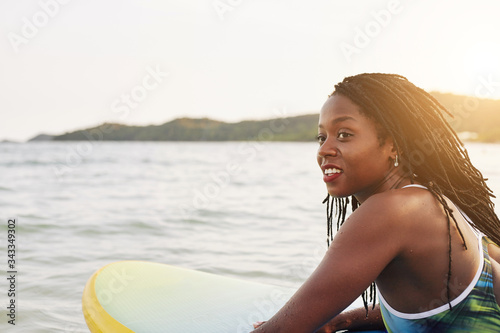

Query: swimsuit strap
[401,184,428,190]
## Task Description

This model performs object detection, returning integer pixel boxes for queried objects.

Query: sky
[2,0,500,142]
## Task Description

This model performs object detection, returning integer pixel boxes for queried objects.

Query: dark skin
[251,94,500,332]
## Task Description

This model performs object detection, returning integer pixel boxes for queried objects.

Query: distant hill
[29,134,54,141]
[49,114,319,142]
[28,92,500,142]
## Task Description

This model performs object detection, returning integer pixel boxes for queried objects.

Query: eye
[316,134,326,145]
[337,131,352,139]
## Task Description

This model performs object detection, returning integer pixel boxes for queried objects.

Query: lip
[321,163,343,183]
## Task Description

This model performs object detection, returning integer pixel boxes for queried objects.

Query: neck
[354,168,412,204]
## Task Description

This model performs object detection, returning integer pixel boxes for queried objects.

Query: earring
[394,155,399,167]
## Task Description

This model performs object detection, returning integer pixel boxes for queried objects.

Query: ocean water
[1,141,499,332]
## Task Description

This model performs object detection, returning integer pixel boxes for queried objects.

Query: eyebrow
[318,116,356,128]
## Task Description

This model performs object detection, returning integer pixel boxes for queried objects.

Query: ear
[390,142,399,159]
[384,137,398,160]
[385,138,403,169]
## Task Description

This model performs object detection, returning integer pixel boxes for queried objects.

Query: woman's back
[372,185,500,331]
[375,185,481,312]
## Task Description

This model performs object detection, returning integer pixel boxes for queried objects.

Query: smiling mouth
[324,168,343,176]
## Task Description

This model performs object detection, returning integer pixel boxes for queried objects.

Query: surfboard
[82,261,387,332]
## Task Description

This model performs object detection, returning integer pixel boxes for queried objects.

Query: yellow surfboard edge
[82,261,387,333]
[82,261,134,333]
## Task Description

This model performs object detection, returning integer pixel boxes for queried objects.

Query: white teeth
[324,168,342,175]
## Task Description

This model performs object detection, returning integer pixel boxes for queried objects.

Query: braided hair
[322,73,500,313]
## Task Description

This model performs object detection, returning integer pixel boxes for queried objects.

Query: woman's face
[317,94,396,203]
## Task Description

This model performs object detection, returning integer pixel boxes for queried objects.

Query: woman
[251,73,500,332]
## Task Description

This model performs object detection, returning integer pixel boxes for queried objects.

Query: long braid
[322,73,500,313]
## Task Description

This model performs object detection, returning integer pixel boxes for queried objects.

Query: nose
[317,137,338,159]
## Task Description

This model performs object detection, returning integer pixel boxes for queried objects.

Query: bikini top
[378,184,500,332]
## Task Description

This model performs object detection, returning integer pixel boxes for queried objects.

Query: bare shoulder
[351,186,442,228]
[334,187,448,259]
[329,188,437,259]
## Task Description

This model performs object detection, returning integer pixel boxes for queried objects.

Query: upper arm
[252,193,408,332]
